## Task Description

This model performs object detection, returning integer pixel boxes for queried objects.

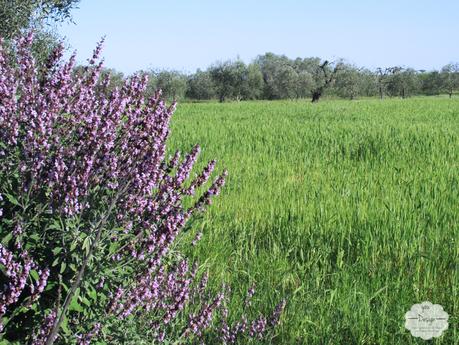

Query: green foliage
[0,174,117,341]
[0,0,79,39]
[147,69,188,100]
[384,68,420,98]
[208,59,245,102]
[0,0,78,71]
[186,69,215,100]
[255,53,302,100]
[441,63,459,97]
[333,64,362,100]
[242,63,264,100]
[128,56,459,102]
[419,71,443,95]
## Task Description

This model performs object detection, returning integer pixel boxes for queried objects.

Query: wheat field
[169,98,459,344]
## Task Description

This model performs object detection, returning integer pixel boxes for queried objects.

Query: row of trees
[2,1,458,103]
[124,56,459,102]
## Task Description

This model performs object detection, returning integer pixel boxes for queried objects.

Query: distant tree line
[2,2,458,103]
[105,55,459,102]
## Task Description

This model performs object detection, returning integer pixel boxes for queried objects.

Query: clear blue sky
[59,0,459,74]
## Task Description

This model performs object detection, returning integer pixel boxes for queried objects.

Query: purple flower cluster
[220,313,248,344]
[0,33,285,344]
[0,243,49,332]
[219,289,287,344]
[0,245,31,331]
[249,316,267,339]
[110,260,193,321]
[32,309,57,345]
[76,322,102,345]
[245,283,256,307]
[1,33,226,219]
[184,159,217,196]
[269,298,287,327]
[192,231,203,246]
[187,292,225,337]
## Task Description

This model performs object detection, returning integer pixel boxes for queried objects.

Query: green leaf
[51,257,60,267]
[47,220,62,231]
[61,282,69,293]
[70,240,78,252]
[28,233,40,242]
[29,269,39,282]
[82,236,91,256]
[44,282,56,291]
[52,247,62,255]
[1,233,12,245]
[81,296,91,307]
[68,295,84,312]
[4,193,20,207]
[109,242,119,255]
[61,315,71,335]
[88,287,97,301]
[59,262,66,274]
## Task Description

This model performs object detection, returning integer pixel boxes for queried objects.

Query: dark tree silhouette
[311,60,342,102]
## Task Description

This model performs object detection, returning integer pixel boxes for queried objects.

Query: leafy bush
[0,33,284,344]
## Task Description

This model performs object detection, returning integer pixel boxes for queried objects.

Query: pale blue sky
[59,0,459,74]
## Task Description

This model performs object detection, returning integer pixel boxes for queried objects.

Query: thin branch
[44,182,130,345]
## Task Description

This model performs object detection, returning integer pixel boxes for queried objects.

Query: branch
[44,182,130,345]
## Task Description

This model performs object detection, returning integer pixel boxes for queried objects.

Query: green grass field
[169,98,459,344]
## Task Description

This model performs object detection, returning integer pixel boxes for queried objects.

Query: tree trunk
[311,89,322,103]
[379,85,383,100]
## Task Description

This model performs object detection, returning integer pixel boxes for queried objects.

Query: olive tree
[385,67,420,98]
[333,63,361,100]
[441,63,459,98]
[208,59,260,102]
[310,60,343,102]
[0,0,79,38]
[186,69,215,100]
[144,70,188,100]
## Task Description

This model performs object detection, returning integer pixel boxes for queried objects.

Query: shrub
[0,33,284,344]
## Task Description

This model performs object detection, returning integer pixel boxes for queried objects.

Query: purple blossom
[0,33,286,344]
[269,299,287,327]
[192,232,202,246]
[32,309,57,345]
[245,283,256,307]
[30,268,50,303]
[96,277,105,289]
[76,322,102,345]
[0,243,48,331]
[249,316,267,339]
[187,292,224,337]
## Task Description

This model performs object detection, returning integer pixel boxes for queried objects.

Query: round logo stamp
[404,301,449,340]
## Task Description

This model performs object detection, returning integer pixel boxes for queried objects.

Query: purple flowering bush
[0,33,284,344]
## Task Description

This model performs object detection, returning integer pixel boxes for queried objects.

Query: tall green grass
[169,98,459,344]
